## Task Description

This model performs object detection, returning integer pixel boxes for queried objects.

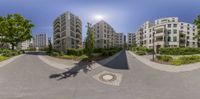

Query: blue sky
[0,0,200,39]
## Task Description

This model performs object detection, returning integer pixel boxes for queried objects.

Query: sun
[94,15,104,21]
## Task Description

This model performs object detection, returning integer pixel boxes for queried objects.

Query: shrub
[131,47,152,55]
[67,49,84,56]
[159,47,200,55]
[50,52,60,56]
[0,49,20,57]
[156,55,173,62]
[171,56,200,65]
[135,51,146,55]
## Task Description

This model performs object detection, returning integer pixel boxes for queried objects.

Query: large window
[167,24,171,28]
[173,29,177,34]
[173,36,177,42]
[173,24,177,27]
[168,37,171,42]
[167,30,171,34]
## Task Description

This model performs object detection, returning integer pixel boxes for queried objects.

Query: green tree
[48,39,53,53]
[194,15,200,47]
[84,23,94,57]
[0,14,34,50]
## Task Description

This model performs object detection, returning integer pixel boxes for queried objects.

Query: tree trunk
[11,43,15,50]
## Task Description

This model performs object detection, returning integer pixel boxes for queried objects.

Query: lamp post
[152,32,155,61]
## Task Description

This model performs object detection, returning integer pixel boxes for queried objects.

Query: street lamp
[152,32,155,61]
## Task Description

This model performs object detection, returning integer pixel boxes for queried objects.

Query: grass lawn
[155,55,200,66]
[57,55,88,61]
[0,55,9,62]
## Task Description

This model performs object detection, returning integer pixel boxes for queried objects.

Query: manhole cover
[99,73,117,82]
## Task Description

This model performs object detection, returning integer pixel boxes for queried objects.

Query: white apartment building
[53,12,82,51]
[92,20,116,48]
[115,33,124,48]
[35,33,48,49]
[136,17,198,51]
[127,32,136,48]
[18,39,33,50]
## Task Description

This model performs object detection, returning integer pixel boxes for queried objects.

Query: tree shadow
[49,60,95,81]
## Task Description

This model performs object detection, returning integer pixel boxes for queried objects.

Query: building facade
[92,20,117,48]
[18,39,33,50]
[53,12,82,51]
[135,17,198,50]
[35,33,48,49]
[115,33,124,48]
[127,32,136,48]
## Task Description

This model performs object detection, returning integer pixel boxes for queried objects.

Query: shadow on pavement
[25,51,46,55]
[98,50,129,70]
[49,60,95,81]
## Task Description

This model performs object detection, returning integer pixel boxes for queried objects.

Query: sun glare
[94,15,104,21]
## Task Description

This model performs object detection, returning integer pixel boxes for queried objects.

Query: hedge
[0,49,21,57]
[131,47,153,55]
[171,56,200,65]
[156,55,173,62]
[159,48,200,55]
[66,48,84,56]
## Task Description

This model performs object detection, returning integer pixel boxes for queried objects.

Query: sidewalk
[128,51,200,72]
[38,55,79,70]
[38,55,102,70]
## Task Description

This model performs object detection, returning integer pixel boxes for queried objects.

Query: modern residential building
[53,11,82,52]
[115,33,124,48]
[92,20,117,48]
[18,39,32,50]
[35,33,48,49]
[127,32,136,48]
[135,17,198,51]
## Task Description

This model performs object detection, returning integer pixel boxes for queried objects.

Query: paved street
[1,51,200,99]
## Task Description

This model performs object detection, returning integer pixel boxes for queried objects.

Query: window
[173,29,177,34]
[173,36,177,42]
[168,37,171,42]
[180,26,183,29]
[104,40,106,44]
[173,24,177,27]
[167,24,171,28]
[168,30,171,34]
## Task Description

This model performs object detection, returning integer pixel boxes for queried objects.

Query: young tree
[0,14,34,50]
[48,39,53,53]
[84,22,94,57]
[194,15,200,47]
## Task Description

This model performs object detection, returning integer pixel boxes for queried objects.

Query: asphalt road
[1,51,200,99]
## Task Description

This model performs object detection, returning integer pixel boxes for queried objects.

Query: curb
[38,55,70,70]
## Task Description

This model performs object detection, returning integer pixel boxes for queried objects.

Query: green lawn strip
[0,55,9,62]
[156,55,200,66]
[57,55,88,61]
[170,56,200,66]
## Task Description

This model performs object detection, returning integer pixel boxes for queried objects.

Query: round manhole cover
[99,73,117,82]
